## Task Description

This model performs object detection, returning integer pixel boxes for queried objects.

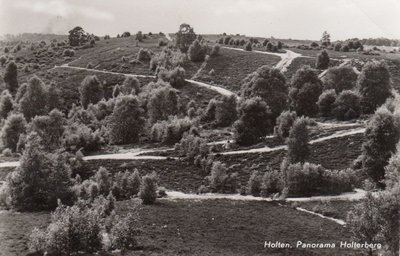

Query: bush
[207,162,238,193]
[62,49,75,57]
[274,110,297,139]
[147,85,180,123]
[7,136,73,211]
[1,113,26,152]
[135,31,143,42]
[175,23,196,53]
[244,42,252,51]
[332,90,361,120]
[234,97,274,146]
[282,162,355,196]
[139,172,158,204]
[286,117,310,164]
[109,95,145,145]
[317,89,336,117]
[112,169,141,200]
[210,44,220,56]
[315,50,329,69]
[310,42,319,48]
[261,170,282,196]
[19,76,48,121]
[80,75,104,109]
[289,66,323,116]
[0,90,13,119]
[62,122,103,152]
[341,44,349,52]
[0,55,6,66]
[247,170,262,196]
[121,76,140,95]
[323,65,358,93]
[110,205,141,250]
[357,60,392,114]
[158,39,168,47]
[150,116,193,144]
[137,48,152,61]
[359,107,399,186]
[175,132,209,162]
[150,48,187,71]
[215,95,238,127]
[188,40,208,62]
[241,65,287,119]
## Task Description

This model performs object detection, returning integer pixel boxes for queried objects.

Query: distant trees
[80,75,104,109]
[234,97,274,146]
[241,65,288,119]
[289,66,323,116]
[357,60,392,114]
[323,66,358,93]
[315,50,329,69]
[19,76,48,121]
[286,117,310,164]
[359,107,399,186]
[321,31,331,47]
[3,61,18,95]
[109,95,145,144]
[68,26,89,46]
[175,23,196,53]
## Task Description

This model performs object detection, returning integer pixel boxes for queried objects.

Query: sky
[0,0,399,41]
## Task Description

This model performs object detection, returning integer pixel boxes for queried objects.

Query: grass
[195,47,281,92]
[0,199,366,256]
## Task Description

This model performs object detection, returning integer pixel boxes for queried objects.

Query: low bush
[112,169,141,200]
[150,116,194,144]
[175,132,209,162]
[139,172,158,204]
[137,48,152,61]
[244,42,252,51]
[1,113,26,152]
[206,162,238,193]
[247,170,262,196]
[62,123,103,152]
[332,90,361,120]
[260,169,283,197]
[210,44,220,56]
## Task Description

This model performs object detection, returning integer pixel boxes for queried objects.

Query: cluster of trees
[218,36,282,52]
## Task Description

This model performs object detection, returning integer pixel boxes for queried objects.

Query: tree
[68,26,89,46]
[80,75,104,109]
[109,95,145,144]
[332,90,361,120]
[315,50,330,69]
[274,110,297,139]
[289,66,323,116]
[1,113,26,152]
[7,135,73,211]
[135,31,143,42]
[233,97,274,146]
[139,173,158,204]
[19,76,48,121]
[321,31,331,47]
[317,89,336,117]
[3,61,18,95]
[30,109,66,151]
[360,107,399,186]
[188,40,208,62]
[215,95,238,127]
[323,65,358,93]
[286,117,309,164]
[277,41,283,49]
[385,143,400,189]
[47,82,61,112]
[175,23,196,53]
[147,85,180,123]
[357,60,392,114]
[0,90,14,119]
[241,65,288,119]
[244,42,252,51]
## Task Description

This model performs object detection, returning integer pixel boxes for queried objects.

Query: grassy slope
[0,199,365,256]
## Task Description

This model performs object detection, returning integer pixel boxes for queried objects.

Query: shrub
[341,44,349,52]
[30,109,66,151]
[150,48,187,71]
[158,39,167,47]
[310,42,319,48]
[175,133,209,162]
[317,89,336,117]
[215,95,238,127]
[139,172,158,204]
[121,76,140,95]
[165,66,186,88]
[234,97,274,146]
[332,90,361,120]
[261,170,282,196]
[188,40,208,62]
[68,26,89,46]
[286,117,310,164]
[210,44,220,56]
[1,113,26,152]
[247,170,262,196]
[241,65,288,119]
[150,116,193,144]
[137,48,152,61]
[110,205,141,250]
[135,31,143,42]
[0,90,13,119]
[323,65,358,93]
[0,55,6,66]
[109,95,145,145]
[112,169,141,200]
[19,76,48,121]
[315,50,330,69]
[47,82,61,112]
[244,42,252,51]
[202,98,217,122]
[147,85,180,123]
[274,110,297,139]
[289,66,323,116]
[357,60,392,114]
[7,136,73,211]
[62,123,103,152]
[207,162,238,193]
[80,75,104,109]
[334,43,341,51]
[359,107,399,186]
[62,49,75,57]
